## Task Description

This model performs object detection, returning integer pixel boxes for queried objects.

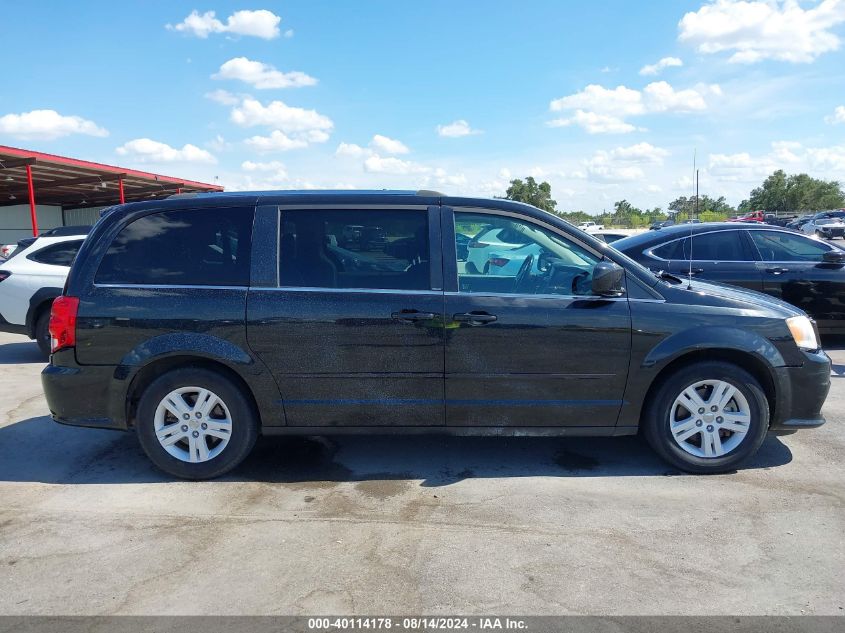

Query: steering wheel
[514,254,534,291]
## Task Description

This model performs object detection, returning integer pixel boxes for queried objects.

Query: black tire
[465,261,480,274]
[34,310,51,357]
[135,367,258,480]
[643,361,769,474]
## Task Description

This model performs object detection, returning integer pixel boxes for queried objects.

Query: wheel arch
[641,348,778,427]
[25,287,62,338]
[124,354,265,431]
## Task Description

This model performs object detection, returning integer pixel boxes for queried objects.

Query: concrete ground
[0,330,842,616]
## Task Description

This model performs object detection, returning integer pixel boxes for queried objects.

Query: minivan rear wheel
[643,361,769,474]
[135,367,258,479]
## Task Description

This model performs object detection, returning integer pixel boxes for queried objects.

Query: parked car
[786,215,814,231]
[728,211,766,223]
[614,223,845,334]
[0,232,89,354]
[464,224,543,275]
[682,219,702,224]
[40,191,830,479]
[576,221,604,232]
[802,215,845,239]
[650,220,675,230]
[591,230,630,244]
[1,226,92,264]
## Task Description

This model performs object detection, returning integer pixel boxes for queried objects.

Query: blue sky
[1,0,844,213]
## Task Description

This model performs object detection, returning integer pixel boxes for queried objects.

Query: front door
[748,229,845,331]
[443,208,631,428]
[247,206,445,427]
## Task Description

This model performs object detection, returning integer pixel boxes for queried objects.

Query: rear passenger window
[28,240,84,266]
[279,210,429,290]
[96,208,253,286]
[653,232,749,261]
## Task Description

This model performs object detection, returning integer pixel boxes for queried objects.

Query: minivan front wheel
[135,368,258,479]
[644,362,769,474]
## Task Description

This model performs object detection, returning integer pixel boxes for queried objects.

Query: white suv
[0,233,88,355]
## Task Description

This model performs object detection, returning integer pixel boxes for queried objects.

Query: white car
[577,221,604,232]
[0,234,88,355]
[465,226,543,275]
[801,216,845,239]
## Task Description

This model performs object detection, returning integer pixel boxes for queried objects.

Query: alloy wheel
[669,379,751,458]
[153,386,233,463]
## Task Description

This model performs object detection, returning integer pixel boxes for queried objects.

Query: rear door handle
[765,267,790,274]
[453,311,497,326]
[391,310,435,323]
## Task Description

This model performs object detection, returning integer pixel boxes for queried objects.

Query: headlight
[786,316,819,351]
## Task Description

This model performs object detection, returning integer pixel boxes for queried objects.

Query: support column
[25,164,38,236]
[118,176,125,204]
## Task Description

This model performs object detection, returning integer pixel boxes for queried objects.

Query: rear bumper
[41,351,127,430]
[769,350,831,431]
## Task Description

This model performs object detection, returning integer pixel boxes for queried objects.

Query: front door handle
[765,267,790,274]
[391,310,435,323]
[453,311,498,326]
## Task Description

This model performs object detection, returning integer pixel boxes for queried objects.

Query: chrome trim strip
[93,283,247,290]
[276,204,430,211]
[254,286,442,296]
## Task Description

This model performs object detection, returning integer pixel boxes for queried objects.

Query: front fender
[641,325,786,370]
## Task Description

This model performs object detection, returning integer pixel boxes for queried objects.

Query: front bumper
[820,227,845,238]
[769,349,831,431]
[41,350,127,430]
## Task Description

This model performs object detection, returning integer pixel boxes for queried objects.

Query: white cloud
[335,142,371,158]
[370,134,409,155]
[0,109,108,140]
[580,143,670,183]
[244,131,309,152]
[551,84,645,117]
[212,57,317,89]
[436,119,482,137]
[205,134,228,152]
[242,160,286,172]
[547,110,640,134]
[283,28,294,38]
[679,0,845,63]
[230,97,333,136]
[708,141,845,182]
[548,81,716,133]
[116,138,216,164]
[363,155,430,175]
[166,9,281,40]
[205,89,241,106]
[825,105,845,124]
[639,56,683,76]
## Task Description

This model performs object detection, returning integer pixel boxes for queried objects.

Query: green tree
[669,195,733,218]
[504,177,557,213]
[744,170,845,213]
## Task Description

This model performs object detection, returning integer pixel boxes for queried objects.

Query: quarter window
[750,230,831,262]
[457,212,601,296]
[27,239,84,266]
[96,208,253,286]
[279,210,430,290]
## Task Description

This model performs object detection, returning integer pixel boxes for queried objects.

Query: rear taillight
[489,257,510,268]
[0,271,9,283]
[49,296,79,354]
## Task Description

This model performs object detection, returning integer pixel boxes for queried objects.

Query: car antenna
[687,150,698,290]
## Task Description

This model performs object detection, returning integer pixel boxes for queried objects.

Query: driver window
[455,211,600,296]
[750,231,831,262]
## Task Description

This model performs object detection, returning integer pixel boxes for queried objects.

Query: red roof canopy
[0,145,223,209]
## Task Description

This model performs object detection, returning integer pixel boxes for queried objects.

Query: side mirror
[822,250,845,265]
[592,260,625,297]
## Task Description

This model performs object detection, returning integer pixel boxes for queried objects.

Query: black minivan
[42,191,831,479]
